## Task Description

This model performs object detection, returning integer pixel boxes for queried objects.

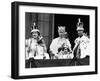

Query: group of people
[25,18,90,60]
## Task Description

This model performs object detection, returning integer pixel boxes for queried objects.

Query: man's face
[32,31,38,39]
[77,30,83,37]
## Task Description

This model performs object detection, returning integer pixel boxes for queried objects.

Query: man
[50,26,73,59]
[73,18,90,59]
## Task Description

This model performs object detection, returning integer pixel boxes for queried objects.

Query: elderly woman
[25,23,49,60]
[50,26,73,59]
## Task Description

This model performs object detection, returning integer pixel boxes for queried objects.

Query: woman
[25,23,49,60]
[50,26,73,59]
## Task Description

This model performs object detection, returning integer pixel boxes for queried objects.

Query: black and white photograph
[11,1,97,79]
[25,13,90,68]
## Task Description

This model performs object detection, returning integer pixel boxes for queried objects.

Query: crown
[76,18,84,31]
[58,26,66,32]
[31,22,39,33]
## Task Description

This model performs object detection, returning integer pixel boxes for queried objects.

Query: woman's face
[32,31,38,39]
[58,30,65,38]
